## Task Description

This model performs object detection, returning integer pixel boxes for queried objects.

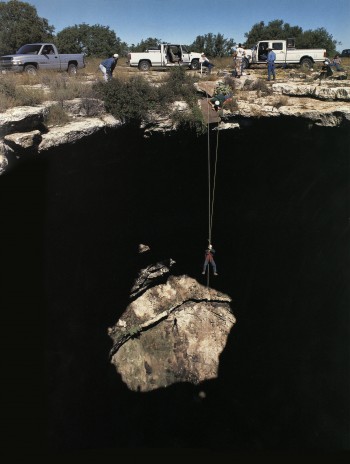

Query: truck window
[17,44,42,55]
[272,42,283,50]
[42,45,55,55]
[181,46,189,53]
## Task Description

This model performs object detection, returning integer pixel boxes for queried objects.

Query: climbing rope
[204,89,220,286]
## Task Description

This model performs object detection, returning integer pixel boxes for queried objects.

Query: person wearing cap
[99,53,119,82]
[267,47,276,81]
[199,52,214,74]
[210,93,233,111]
[317,59,333,80]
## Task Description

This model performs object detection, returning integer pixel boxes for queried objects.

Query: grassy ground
[1,55,348,115]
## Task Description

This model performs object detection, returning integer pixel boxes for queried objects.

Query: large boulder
[108,272,235,392]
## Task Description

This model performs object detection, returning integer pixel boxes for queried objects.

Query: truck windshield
[17,44,42,55]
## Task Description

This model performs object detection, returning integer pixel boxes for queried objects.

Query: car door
[40,45,61,70]
[270,41,285,63]
[180,45,191,65]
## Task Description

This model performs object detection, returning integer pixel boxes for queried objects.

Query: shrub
[272,95,290,109]
[0,93,16,111]
[223,75,236,92]
[0,76,18,111]
[249,79,272,95]
[14,87,45,106]
[44,103,71,126]
[171,105,206,135]
[95,68,200,126]
[94,75,158,124]
[223,97,239,112]
[81,98,103,116]
[0,78,17,99]
[158,66,198,105]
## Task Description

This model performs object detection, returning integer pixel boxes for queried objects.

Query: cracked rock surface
[108,272,235,392]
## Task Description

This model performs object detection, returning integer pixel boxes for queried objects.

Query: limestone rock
[108,274,235,392]
[130,258,176,298]
[38,116,121,151]
[0,149,9,175]
[62,98,105,117]
[0,105,47,137]
[138,243,150,254]
[4,130,42,153]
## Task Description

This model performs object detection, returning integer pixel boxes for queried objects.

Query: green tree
[244,19,303,47]
[128,37,162,52]
[244,19,338,55]
[56,23,127,57]
[0,0,54,55]
[297,27,337,55]
[190,33,235,57]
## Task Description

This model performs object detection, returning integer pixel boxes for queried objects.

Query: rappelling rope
[206,90,211,288]
[210,126,219,238]
[205,89,220,287]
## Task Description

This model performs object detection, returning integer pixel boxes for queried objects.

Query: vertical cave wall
[2,120,349,453]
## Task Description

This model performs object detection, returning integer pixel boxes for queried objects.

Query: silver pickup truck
[0,43,85,75]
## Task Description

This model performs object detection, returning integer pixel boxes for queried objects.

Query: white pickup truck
[127,43,202,71]
[243,38,327,70]
[0,43,85,75]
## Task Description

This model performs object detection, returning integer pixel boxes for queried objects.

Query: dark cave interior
[1,119,349,455]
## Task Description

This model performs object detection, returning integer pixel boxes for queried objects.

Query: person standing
[235,43,245,78]
[267,47,276,81]
[99,53,119,82]
[202,244,218,276]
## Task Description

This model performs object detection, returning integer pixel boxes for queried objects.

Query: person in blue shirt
[267,48,276,81]
[99,53,119,82]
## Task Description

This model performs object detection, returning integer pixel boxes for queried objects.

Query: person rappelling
[202,244,218,276]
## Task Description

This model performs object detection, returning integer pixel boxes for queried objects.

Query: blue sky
[26,0,350,49]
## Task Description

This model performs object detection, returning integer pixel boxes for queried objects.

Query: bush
[44,104,71,126]
[94,75,158,124]
[171,105,206,135]
[0,78,17,99]
[272,95,290,109]
[248,78,272,96]
[163,66,197,99]
[95,68,200,126]
[14,87,45,106]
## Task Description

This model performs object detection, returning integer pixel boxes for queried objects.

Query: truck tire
[68,63,77,76]
[138,60,150,71]
[190,59,200,70]
[300,57,313,70]
[24,64,37,75]
[242,57,250,70]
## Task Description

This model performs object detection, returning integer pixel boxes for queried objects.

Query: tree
[56,23,128,57]
[128,37,162,52]
[0,0,54,55]
[190,33,235,57]
[244,19,338,55]
[244,19,303,47]
[297,27,337,55]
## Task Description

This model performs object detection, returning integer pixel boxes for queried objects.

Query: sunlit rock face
[108,269,235,392]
